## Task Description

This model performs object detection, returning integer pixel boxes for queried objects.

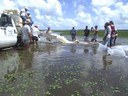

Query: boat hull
[0,27,17,49]
[0,37,17,49]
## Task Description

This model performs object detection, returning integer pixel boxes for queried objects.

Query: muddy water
[0,37,128,96]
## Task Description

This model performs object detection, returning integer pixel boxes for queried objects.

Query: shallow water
[0,37,128,96]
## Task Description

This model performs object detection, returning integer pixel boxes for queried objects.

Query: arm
[103,31,108,41]
[103,27,110,40]
[74,29,77,35]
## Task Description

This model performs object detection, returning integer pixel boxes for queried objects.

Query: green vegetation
[54,29,128,38]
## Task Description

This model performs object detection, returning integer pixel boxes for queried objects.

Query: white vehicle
[0,10,22,49]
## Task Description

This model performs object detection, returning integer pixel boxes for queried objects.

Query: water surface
[0,37,128,96]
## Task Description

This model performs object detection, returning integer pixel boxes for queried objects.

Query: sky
[0,0,128,30]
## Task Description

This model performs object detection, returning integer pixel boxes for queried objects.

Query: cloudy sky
[0,0,128,30]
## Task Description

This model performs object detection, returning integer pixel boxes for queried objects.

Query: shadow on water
[0,39,128,96]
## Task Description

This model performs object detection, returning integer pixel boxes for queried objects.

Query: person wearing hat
[21,19,32,49]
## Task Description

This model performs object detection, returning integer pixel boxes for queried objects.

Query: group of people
[19,7,53,49]
[18,7,39,49]
[69,25,98,42]
[103,21,118,47]
[84,25,98,42]
[20,7,117,49]
[20,7,33,26]
[69,21,118,48]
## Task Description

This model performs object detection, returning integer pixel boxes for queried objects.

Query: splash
[97,43,128,58]
[107,47,127,57]
[42,33,73,43]
[52,33,73,43]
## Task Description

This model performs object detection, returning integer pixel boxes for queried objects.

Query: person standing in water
[31,25,39,44]
[84,26,90,42]
[103,22,111,46]
[91,25,98,42]
[70,27,77,41]
[21,19,32,49]
[109,21,118,47]
[45,27,52,41]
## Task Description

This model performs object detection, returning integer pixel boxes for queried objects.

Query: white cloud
[16,0,46,8]
[73,1,77,8]
[35,14,77,30]
[0,0,128,29]
[45,0,62,16]
[16,0,62,16]
[0,0,18,12]
[76,5,85,12]
[91,0,128,29]
[91,0,117,7]
[76,11,93,27]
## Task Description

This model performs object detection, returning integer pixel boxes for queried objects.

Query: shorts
[32,36,38,41]
[22,39,30,44]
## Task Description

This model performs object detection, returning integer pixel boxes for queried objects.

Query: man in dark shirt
[84,26,90,42]
[70,27,77,41]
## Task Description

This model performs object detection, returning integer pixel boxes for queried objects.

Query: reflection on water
[102,55,112,70]
[70,44,76,53]
[0,39,128,96]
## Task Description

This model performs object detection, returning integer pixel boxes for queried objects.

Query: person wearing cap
[31,25,39,44]
[21,19,32,49]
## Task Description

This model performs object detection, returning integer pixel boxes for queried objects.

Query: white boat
[0,10,22,49]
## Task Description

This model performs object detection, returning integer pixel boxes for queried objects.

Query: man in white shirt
[103,22,111,47]
[21,19,32,49]
[31,25,39,44]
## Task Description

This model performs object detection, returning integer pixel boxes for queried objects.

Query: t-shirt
[21,24,31,41]
[110,25,117,37]
[70,29,77,35]
[84,29,90,36]
[105,26,111,38]
[32,27,39,37]
[20,8,29,17]
[20,9,26,16]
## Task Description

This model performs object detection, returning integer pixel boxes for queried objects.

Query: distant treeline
[53,29,128,38]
